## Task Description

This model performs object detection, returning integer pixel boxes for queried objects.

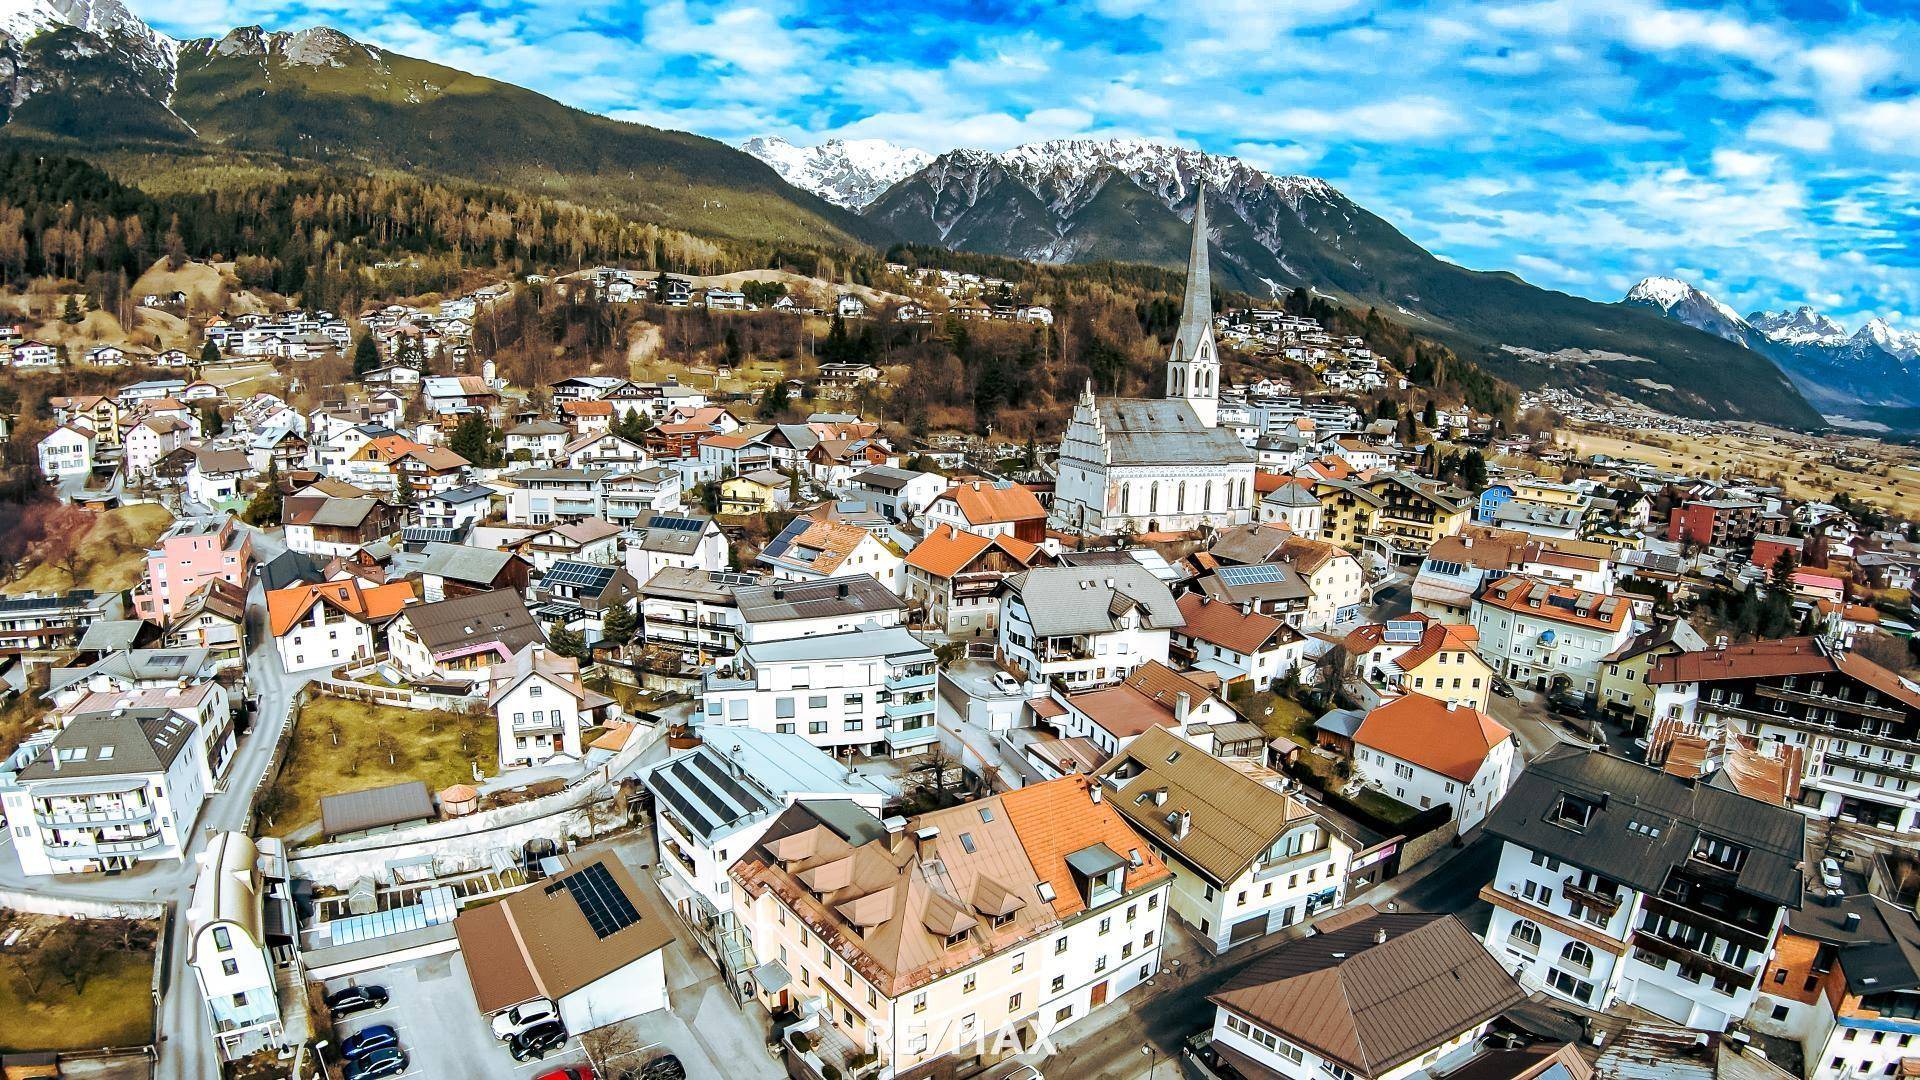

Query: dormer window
[1549,794,1599,832]
[1693,833,1748,872]
[944,929,968,949]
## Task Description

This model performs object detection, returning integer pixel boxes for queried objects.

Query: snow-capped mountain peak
[1622,276,1750,344]
[1747,305,1850,346]
[1856,317,1920,363]
[739,136,933,210]
[0,0,177,73]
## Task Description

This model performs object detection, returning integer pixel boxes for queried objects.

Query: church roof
[1174,185,1214,365]
[1095,399,1251,466]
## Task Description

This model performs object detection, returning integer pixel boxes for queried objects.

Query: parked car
[340,1025,399,1060]
[985,1065,1044,1080]
[537,1067,597,1080]
[510,1019,570,1062]
[343,1047,408,1080]
[1822,858,1845,892]
[991,670,1021,695]
[323,984,389,1017]
[638,1056,687,1080]
[1490,677,1515,698]
[493,998,559,1040]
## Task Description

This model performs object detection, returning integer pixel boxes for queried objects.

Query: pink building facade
[133,516,254,622]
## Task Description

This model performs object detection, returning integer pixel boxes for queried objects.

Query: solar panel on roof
[557,862,641,939]
[1384,619,1425,644]
[544,562,617,591]
[1217,563,1287,586]
[649,515,705,533]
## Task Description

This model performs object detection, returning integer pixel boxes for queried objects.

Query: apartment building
[729,775,1171,1078]
[0,712,213,875]
[1649,636,1920,838]
[133,516,255,622]
[1352,693,1517,832]
[1470,574,1638,702]
[1099,727,1352,951]
[265,578,415,674]
[1480,747,1804,1031]
[998,564,1183,690]
[701,624,940,757]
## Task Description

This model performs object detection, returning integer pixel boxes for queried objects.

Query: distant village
[0,203,1917,1080]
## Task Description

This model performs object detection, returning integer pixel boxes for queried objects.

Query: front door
[1089,981,1108,1008]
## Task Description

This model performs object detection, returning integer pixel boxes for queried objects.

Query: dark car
[638,1055,687,1080]
[1546,694,1586,718]
[1490,677,1515,698]
[324,984,390,1017]
[341,1024,399,1060]
[510,1019,570,1062]
[343,1046,408,1080]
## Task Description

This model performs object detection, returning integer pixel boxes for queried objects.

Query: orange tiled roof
[1000,774,1171,919]
[904,524,1038,579]
[1354,694,1510,783]
[1395,623,1482,671]
[1475,574,1631,631]
[938,481,1046,525]
[559,400,613,416]
[267,579,415,637]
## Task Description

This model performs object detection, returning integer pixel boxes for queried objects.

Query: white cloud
[1747,110,1834,152]
[1711,148,1776,179]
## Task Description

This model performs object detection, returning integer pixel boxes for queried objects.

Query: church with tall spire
[1047,185,1255,537]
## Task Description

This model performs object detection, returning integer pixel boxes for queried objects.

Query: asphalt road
[0,518,306,1080]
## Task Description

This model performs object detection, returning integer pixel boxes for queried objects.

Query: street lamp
[312,1039,331,1080]
[1142,1044,1158,1079]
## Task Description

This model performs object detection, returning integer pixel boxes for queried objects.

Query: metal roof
[735,574,905,624]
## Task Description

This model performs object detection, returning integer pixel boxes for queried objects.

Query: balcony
[1627,931,1758,990]
[1253,845,1332,882]
[35,805,156,829]
[884,669,936,692]
[884,725,940,751]
[1039,638,1093,662]
[1562,878,1624,917]
[884,696,935,720]
[1757,684,1907,724]
[46,831,166,857]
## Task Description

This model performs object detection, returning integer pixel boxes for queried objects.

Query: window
[1055,1005,1073,1023]
[221,959,239,976]
[1008,993,1022,1012]
[1051,975,1066,993]
[1561,941,1594,971]
[212,927,231,951]
[1055,936,1069,955]
[963,973,976,993]
[1509,919,1542,952]
[912,992,927,1014]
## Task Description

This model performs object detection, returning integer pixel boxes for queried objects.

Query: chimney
[1446,700,1457,712]
[914,826,940,857]
[1173,810,1192,839]
[1373,926,1388,944]
[773,588,785,600]
[1845,911,1862,932]
[1090,783,1102,804]
[1174,692,1191,723]
[837,582,849,598]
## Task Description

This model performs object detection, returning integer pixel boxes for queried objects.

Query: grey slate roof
[17,712,198,781]
[1483,746,1805,907]
[739,624,932,665]
[418,542,520,584]
[1094,399,1252,466]
[1002,564,1184,637]
[640,727,894,843]
[321,780,435,838]
[77,619,145,654]
[734,574,905,624]
[309,497,384,529]
[640,567,762,604]
[427,483,496,506]
[400,589,544,654]
[849,466,925,492]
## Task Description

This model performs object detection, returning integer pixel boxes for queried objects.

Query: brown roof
[1057,662,1216,740]
[1175,593,1293,654]
[1210,910,1524,1078]
[455,853,674,1014]
[266,578,415,637]
[1354,693,1511,783]
[1098,727,1323,885]
[1648,636,1834,686]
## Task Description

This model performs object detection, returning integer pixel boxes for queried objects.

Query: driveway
[322,952,586,1078]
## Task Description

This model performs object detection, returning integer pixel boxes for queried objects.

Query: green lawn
[263,694,495,837]
[5,503,174,596]
[0,919,158,1052]
[1237,689,1421,826]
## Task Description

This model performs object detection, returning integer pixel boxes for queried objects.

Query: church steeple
[1166,183,1219,427]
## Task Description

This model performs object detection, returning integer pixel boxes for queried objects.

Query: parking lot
[318,840,783,1080]
[324,949,592,1078]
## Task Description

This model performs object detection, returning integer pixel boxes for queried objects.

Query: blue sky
[149,0,1920,332]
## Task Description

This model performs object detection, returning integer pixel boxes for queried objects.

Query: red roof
[1175,594,1291,654]
[1355,694,1510,783]
[936,481,1046,525]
